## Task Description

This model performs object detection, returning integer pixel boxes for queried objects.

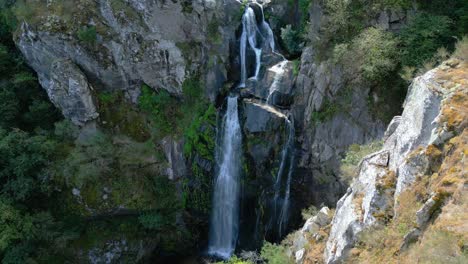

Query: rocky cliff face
[324,59,467,263]
[16,0,242,105]
[12,0,426,262]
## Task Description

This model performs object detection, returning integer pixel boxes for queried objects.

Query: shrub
[310,97,339,123]
[139,84,181,136]
[340,141,383,184]
[77,26,97,44]
[207,17,221,44]
[301,204,318,221]
[333,27,399,83]
[260,241,292,264]
[400,13,452,67]
[281,24,303,56]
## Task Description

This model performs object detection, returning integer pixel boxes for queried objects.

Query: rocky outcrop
[48,59,99,125]
[324,59,467,263]
[15,0,242,103]
[292,46,385,206]
[287,207,332,264]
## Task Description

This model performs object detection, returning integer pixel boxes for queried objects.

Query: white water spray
[208,96,242,259]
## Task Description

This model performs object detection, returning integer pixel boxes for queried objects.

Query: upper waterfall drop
[238,2,276,88]
[208,96,243,259]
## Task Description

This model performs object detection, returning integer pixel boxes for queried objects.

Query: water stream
[208,96,242,259]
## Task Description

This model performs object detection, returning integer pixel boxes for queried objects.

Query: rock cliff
[325,59,467,263]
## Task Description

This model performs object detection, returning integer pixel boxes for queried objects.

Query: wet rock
[242,99,287,133]
[161,137,187,180]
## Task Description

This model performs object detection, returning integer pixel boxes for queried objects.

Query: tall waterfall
[208,96,242,259]
[272,117,295,237]
[239,4,276,88]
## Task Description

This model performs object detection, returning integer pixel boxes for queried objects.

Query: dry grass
[452,35,468,61]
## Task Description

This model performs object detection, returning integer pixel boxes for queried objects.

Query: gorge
[0,0,466,263]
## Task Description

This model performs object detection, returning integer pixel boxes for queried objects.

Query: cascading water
[266,61,288,104]
[208,96,242,259]
[239,3,276,88]
[272,117,295,238]
[258,4,275,52]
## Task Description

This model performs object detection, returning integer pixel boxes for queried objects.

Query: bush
[77,26,96,44]
[281,25,304,56]
[333,27,399,83]
[139,84,181,136]
[400,13,453,67]
[260,241,292,264]
[340,141,383,184]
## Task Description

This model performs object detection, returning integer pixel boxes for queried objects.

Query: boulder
[48,59,98,126]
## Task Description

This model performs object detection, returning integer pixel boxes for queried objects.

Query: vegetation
[77,26,97,44]
[260,241,293,264]
[340,141,383,184]
[333,27,399,83]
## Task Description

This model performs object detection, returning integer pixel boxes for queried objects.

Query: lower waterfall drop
[208,96,242,259]
[272,117,295,238]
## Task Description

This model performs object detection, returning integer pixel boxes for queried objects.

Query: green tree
[0,129,58,201]
[400,14,452,67]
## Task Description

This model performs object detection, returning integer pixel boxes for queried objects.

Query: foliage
[310,97,339,123]
[333,27,399,83]
[207,17,221,44]
[400,13,453,67]
[77,26,97,44]
[452,35,468,61]
[216,255,253,264]
[292,59,300,76]
[340,141,383,184]
[0,129,58,201]
[139,84,181,136]
[281,25,303,56]
[301,204,318,221]
[260,241,292,264]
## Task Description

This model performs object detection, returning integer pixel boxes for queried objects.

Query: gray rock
[47,59,99,126]
[287,207,332,264]
[16,0,242,106]
[416,195,437,228]
[243,99,287,133]
[325,62,458,264]
[325,151,392,264]
[385,68,444,196]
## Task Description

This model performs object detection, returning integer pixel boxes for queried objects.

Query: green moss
[98,91,150,142]
[207,17,222,45]
[310,98,340,123]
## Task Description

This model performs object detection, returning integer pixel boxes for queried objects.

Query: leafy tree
[0,129,57,201]
[333,27,399,83]
[400,14,453,67]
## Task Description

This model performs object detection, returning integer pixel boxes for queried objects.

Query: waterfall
[266,61,288,104]
[208,96,242,259]
[272,117,295,238]
[259,3,275,52]
[239,3,276,88]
